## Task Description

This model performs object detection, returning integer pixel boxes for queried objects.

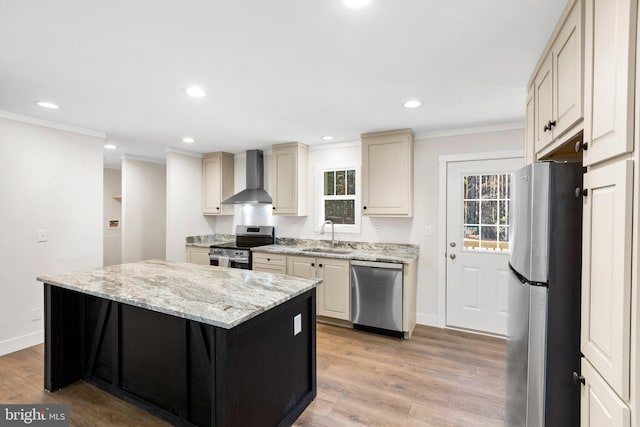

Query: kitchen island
[37,260,321,427]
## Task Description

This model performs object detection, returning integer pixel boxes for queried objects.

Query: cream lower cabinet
[287,255,350,321]
[252,253,287,274]
[581,160,633,400]
[187,247,211,265]
[581,359,631,427]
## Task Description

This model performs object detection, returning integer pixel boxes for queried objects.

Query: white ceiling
[0,0,566,167]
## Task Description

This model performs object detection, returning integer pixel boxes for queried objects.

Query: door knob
[450,242,456,247]
[449,253,456,260]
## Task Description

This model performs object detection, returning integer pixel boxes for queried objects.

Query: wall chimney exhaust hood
[221,149,272,204]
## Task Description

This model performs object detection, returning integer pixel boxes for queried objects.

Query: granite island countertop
[37,259,321,329]
[252,239,419,265]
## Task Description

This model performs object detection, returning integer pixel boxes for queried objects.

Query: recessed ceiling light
[403,100,422,109]
[104,144,116,150]
[36,101,60,109]
[182,137,195,143]
[322,136,334,141]
[184,86,206,98]
[343,0,372,8]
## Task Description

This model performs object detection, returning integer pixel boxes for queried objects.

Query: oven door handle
[209,254,249,263]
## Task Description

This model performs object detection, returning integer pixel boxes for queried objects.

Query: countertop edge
[251,245,418,265]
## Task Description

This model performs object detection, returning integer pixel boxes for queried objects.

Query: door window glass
[463,173,511,251]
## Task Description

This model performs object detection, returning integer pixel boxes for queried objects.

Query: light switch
[37,229,48,242]
[293,313,302,336]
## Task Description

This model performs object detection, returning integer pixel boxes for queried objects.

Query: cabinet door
[534,55,554,153]
[525,86,536,164]
[317,259,350,321]
[583,0,636,166]
[361,132,413,216]
[187,247,211,265]
[203,156,223,214]
[581,359,631,427]
[553,0,582,138]
[581,160,633,399]
[272,147,298,215]
[287,256,317,279]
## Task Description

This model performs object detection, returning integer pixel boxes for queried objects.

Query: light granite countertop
[186,234,235,248]
[37,260,321,329]
[252,238,419,265]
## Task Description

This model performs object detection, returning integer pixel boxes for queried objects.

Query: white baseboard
[0,330,44,357]
[416,312,441,328]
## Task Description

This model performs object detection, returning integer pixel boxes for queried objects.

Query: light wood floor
[0,324,505,426]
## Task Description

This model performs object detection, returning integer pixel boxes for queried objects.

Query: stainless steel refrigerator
[506,161,582,426]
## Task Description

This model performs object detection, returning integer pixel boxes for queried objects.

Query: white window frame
[314,164,361,234]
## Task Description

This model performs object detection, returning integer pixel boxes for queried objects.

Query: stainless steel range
[209,225,274,269]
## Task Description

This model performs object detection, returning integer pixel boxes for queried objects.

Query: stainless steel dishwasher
[351,260,403,337]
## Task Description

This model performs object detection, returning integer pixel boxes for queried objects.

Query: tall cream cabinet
[525,0,640,425]
[271,142,308,216]
[361,129,414,217]
[287,255,350,321]
[579,0,638,425]
[202,152,234,215]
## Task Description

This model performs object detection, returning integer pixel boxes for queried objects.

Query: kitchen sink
[301,247,353,255]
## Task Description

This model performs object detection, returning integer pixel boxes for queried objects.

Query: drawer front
[581,358,630,427]
[253,264,287,275]
[253,253,287,266]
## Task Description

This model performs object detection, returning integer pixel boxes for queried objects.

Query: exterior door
[446,158,523,335]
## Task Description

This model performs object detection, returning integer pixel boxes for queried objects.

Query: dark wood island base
[44,283,316,426]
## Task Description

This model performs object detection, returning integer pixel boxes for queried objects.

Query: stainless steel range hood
[221,149,272,204]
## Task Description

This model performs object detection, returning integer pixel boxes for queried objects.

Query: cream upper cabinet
[271,142,308,216]
[581,159,633,399]
[361,129,414,217]
[287,255,350,321]
[186,247,211,266]
[202,152,235,215]
[525,86,536,164]
[581,359,631,427]
[583,0,636,166]
[532,0,583,156]
[534,55,554,153]
[552,0,583,139]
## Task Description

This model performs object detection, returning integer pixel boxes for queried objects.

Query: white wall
[103,168,122,266]
[121,158,167,262]
[214,129,523,326]
[0,117,103,356]
[165,151,215,261]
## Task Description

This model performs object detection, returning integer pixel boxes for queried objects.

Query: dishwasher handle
[351,260,403,270]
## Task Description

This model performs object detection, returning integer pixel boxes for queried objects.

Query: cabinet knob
[363,206,367,210]
[572,371,585,385]
[319,263,323,268]
[582,188,588,197]
[549,120,557,128]
[543,123,550,132]
[267,258,271,261]
[216,207,220,210]
[575,141,588,152]
[273,207,276,210]
[311,263,315,267]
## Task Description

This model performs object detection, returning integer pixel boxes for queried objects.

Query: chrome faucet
[320,219,335,247]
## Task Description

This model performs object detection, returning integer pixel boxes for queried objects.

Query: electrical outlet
[37,229,47,242]
[32,308,42,321]
[425,226,436,236]
[293,313,302,336]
